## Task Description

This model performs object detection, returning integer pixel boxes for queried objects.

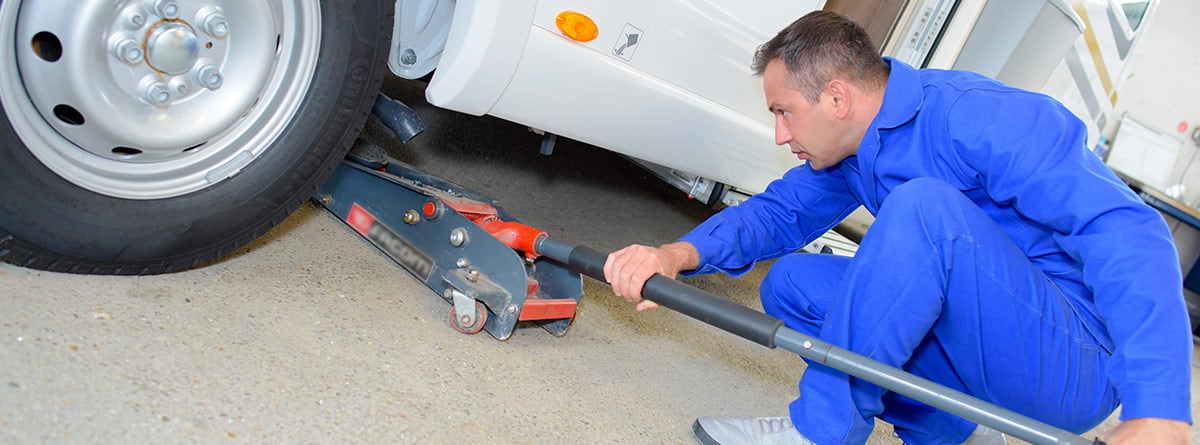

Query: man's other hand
[1100,417,1189,444]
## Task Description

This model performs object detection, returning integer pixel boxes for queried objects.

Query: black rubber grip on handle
[566,245,610,282]
[567,246,785,348]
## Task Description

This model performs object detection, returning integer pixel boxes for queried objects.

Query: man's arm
[677,166,860,277]
[947,88,1193,427]
[603,164,859,309]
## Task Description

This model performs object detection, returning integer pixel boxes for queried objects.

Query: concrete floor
[1,77,1197,443]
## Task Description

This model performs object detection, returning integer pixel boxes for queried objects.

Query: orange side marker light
[555,11,598,42]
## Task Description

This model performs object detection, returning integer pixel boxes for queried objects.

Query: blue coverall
[678,58,1192,444]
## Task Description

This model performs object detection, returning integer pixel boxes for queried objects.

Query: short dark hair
[752,11,890,103]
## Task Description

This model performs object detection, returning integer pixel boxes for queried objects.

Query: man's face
[762,60,851,170]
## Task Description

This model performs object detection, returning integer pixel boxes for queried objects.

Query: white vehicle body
[0,0,1155,274]
[395,0,818,206]
[388,0,1157,210]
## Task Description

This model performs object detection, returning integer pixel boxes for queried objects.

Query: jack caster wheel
[448,302,488,335]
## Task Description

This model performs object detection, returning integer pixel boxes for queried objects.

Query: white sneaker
[962,425,1009,445]
[692,416,816,445]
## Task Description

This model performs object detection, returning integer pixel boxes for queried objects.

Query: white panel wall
[1106,0,1200,293]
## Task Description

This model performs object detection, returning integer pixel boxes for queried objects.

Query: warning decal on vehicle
[612,23,643,62]
[348,203,435,282]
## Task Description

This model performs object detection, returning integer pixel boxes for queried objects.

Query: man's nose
[774,120,792,146]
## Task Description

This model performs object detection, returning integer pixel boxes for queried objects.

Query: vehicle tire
[0,0,393,274]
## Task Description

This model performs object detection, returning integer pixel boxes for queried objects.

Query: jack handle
[535,238,782,347]
[533,237,1103,445]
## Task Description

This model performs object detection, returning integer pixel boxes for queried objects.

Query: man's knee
[877,178,972,228]
[760,253,848,325]
[885,178,962,212]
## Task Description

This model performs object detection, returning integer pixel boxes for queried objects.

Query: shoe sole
[692,419,721,445]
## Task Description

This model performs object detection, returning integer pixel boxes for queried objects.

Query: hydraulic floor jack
[314,95,1100,444]
[315,153,582,340]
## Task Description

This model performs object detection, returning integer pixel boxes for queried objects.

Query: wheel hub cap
[146,22,199,75]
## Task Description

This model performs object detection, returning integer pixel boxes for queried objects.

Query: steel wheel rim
[1,0,321,199]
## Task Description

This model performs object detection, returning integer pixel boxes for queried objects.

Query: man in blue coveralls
[604,11,1191,445]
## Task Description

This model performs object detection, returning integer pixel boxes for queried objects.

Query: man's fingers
[635,300,660,311]
[604,244,677,308]
[605,247,636,299]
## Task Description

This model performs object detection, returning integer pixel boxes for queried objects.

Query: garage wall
[823,0,907,50]
[1105,0,1200,295]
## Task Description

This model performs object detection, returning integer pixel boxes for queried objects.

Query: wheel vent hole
[112,147,144,157]
[52,105,85,126]
[31,32,63,62]
[182,142,206,153]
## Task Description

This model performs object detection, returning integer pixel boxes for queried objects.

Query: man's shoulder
[913,68,1064,121]
[917,68,1012,95]
[884,58,1016,95]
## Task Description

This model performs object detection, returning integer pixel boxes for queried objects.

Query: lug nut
[196,65,223,90]
[143,81,172,106]
[154,0,180,19]
[202,12,230,38]
[111,39,143,65]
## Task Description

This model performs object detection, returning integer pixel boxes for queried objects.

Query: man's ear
[826,79,851,119]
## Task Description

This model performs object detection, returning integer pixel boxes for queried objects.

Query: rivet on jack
[449,228,468,247]
[466,268,480,282]
[403,210,420,225]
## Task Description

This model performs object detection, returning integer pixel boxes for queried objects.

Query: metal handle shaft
[534,238,1096,445]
